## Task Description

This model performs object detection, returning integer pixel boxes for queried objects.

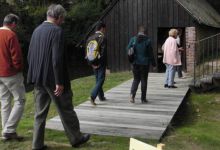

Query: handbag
[128,37,137,63]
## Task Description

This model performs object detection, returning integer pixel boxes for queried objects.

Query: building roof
[176,0,220,28]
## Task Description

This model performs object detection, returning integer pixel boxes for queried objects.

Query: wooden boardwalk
[46,73,190,140]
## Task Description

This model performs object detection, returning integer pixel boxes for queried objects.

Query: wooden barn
[84,0,220,73]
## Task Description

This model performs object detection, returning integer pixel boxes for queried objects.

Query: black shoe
[164,84,168,88]
[168,85,177,88]
[141,99,148,104]
[130,95,135,103]
[2,132,24,142]
[72,134,90,148]
[174,81,176,84]
[32,145,48,150]
[99,97,107,101]
[90,97,96,106]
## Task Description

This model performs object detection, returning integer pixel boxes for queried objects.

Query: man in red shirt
[0,14,25,141]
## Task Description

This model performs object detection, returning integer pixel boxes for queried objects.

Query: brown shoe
[2,132,24,142]
[130,95,135,103]
[90,97,97,106]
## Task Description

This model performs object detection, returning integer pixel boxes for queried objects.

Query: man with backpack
[86,22,107,106]
[127,26,156,104]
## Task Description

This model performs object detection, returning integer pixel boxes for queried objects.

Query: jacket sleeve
[127,37,134,52]
[9,35,23,72]
[98,35,106,57]
[52,28,64,85]
[98,34,107,66]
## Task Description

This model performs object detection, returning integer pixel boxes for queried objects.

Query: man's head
[177,28,182,36]
[169,29,178,38]
[138,25,147,34]
[47,4,66,25]
[96,22,106,34]
[3,14,19,29]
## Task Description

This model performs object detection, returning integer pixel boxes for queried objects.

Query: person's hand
[92,65,100,69]
[54,84,64,97]
[178,47,184,51]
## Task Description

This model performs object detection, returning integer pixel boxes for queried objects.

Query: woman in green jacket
[127,26,156,103]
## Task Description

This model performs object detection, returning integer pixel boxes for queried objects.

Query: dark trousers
[32,86,81,149]
[91,65,106,100]
[131,64,149,100]
[176,65,183,78]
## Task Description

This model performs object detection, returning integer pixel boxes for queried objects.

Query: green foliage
[0,0,107,63]
[64,0,107,45]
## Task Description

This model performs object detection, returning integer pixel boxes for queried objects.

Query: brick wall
[185,27,196,73]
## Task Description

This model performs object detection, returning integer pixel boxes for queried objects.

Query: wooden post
[157,143,165,150]
[130,138,165,150]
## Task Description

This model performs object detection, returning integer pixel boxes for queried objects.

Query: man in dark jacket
[127,26,156,103]
[27,4,90,150]
[86,22,107,106]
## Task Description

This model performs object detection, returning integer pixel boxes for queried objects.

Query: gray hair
[169,29,178,37]
[47,4,66,19]
[3,14,19,25]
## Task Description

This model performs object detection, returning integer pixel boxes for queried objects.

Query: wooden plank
[143,0,148,27]
[133,0,138,34]
[173,0,179,27]
[46,73,191,140]
[49,116,169,129]
[137,0,143,26]
[128,0,133,37]
[109,9,114,71]
[76,106,176,115]
[147,0,153,37]
[46,121,163,139]
[119,0,125,71]
[124,0,130,70]
[114,2,120,72]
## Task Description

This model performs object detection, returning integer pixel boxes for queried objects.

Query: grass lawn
[0,71,220,150]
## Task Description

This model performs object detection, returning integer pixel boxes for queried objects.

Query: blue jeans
[165,64,176,86]
[91,65,106,99]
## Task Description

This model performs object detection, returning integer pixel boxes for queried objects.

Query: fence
[194,33,220,86]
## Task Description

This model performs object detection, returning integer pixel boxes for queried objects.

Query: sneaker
[2,132,24,142]
[72,134,90,148]
[90,97,97,106]
[164,84,168,88]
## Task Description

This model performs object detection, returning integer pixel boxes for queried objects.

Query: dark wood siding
[103,0,195,72]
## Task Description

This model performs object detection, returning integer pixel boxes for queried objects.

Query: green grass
[162,91,220,150]
[0,71,133,150]
[1,72,220,150]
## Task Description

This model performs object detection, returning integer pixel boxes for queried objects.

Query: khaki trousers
[0,73,25,134]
